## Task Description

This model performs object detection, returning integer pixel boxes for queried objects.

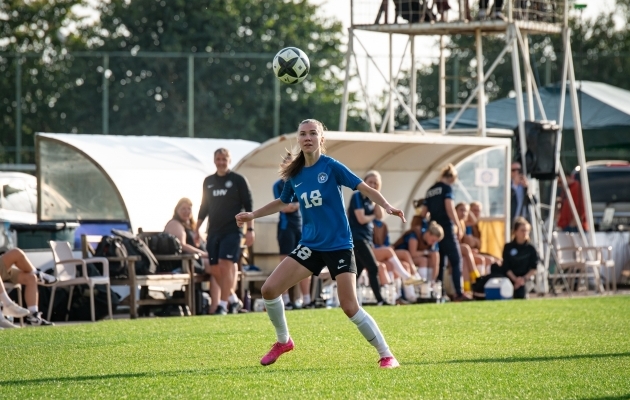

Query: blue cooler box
[484,277,514,300]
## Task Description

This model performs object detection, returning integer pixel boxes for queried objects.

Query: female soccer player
[236,119,404,369]
[420,164,471,301]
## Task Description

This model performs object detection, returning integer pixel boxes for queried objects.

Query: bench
[81,234,197,319]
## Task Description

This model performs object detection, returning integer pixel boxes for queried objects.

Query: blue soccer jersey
[273,179,302,231]
[280,155,362,251]
[348,191,375,242]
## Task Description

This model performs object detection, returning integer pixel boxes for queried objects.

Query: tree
[84,0,361,141]
[0,0,88,163]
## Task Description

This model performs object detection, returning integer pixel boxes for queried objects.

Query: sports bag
[112,229,158,275]
[94,236,128,278]
[146,233,183,273]
[147,233,183,255]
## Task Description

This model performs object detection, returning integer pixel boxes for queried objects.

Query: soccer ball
[272,47,310,85]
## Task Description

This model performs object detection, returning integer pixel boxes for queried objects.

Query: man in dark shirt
[196,148,254,315]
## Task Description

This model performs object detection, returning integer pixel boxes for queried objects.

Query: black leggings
[353,239,384,303]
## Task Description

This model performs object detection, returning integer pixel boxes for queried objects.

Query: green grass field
[2,296,629,399]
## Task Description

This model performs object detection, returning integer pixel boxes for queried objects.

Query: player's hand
[385,205,406,223]
[235,212,254,227]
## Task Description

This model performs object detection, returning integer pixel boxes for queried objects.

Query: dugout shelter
[35,133,259,247]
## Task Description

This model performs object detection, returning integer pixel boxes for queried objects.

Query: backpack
[112,229,158,275]
[94,236,129,278]
[146,233,183,273]
[147,233,182,255]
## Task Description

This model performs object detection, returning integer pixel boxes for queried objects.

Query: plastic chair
[4,282,24,326]
[570,234,615,293]
[48,241,113,322]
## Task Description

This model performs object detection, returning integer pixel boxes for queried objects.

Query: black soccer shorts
[287,245,357,280]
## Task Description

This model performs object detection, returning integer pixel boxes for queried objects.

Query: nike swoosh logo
[338,265,346,269]
[207,185,214,188]
[295,182,303,187]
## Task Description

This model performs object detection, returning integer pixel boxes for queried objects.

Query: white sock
[349,307,393,358]
[388,257,410,280]
[404,285,417,302]
[395,278,402,299]
[0,291,12,305]
[264,296,290,343]
[28,305,38,314]
[302,294,311,305]
[282,293,290,305]
[219,300,228,310]
[228,293,239,304]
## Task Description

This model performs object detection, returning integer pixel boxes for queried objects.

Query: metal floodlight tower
[339,0,596,294]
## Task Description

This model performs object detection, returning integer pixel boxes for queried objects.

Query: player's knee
[261,282,280,300]
[340,299,359,318]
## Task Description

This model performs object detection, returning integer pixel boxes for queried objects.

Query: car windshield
[588,169,630,203]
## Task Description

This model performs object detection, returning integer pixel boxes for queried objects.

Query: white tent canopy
[36,134,259,232]
[234,131,512,255]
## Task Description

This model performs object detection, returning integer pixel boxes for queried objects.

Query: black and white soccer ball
[272,47,310,85]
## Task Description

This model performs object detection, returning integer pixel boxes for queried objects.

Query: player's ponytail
[439,163,458,182]
[280,119,327,180]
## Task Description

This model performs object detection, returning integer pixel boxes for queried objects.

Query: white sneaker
[0,317,19,329]
[2,301,30,318]
[35,270,57,286]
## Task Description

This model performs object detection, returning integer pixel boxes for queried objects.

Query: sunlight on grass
[1,296,629,399]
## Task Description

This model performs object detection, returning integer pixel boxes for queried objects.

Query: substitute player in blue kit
[236,119,404,369]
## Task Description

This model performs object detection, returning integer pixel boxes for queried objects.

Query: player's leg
[334,254,399,368]
[259,255,314,366]
[215,233,242,314]
[353,240,385,304]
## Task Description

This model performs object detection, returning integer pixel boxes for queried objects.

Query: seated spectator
[164,197,220,314]
[411,198,428,230]
[1,248,55,326]
[392,221,443,283]
[466,201,499,269]
[454,203,481,292]
[502,217,538,299]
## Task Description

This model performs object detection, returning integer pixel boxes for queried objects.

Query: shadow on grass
[413,352,630,366]
[579,396,630,400]
[0,366,322,387]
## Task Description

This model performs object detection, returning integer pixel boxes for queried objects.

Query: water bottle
[244,290,251,311]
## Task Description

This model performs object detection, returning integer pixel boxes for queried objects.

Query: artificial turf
[1,296,629,399]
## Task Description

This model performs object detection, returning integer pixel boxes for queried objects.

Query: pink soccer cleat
[379,356,400,369]
[260,338,295,366]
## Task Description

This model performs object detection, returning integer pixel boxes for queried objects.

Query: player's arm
[196,179,210,236]
[236,199,288,227]
[357,182,406,223]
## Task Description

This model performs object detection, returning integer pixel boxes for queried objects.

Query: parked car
[574,161,630,231]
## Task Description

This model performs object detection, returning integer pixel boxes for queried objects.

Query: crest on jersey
[318,172,328,183]
[510,248,518,256]
[225,180,233,188]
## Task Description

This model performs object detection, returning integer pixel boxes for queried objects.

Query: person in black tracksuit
[421,164,470,301]
[197,148,254,315]
[502,217,539,299]
[348,171,387,305]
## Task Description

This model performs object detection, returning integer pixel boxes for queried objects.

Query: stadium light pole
[102,54,109,135]
[274,78,280,136]
[15,57,22,163]
[188,55,194,137]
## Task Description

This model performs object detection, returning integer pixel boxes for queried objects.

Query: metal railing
[351,0,566,26]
